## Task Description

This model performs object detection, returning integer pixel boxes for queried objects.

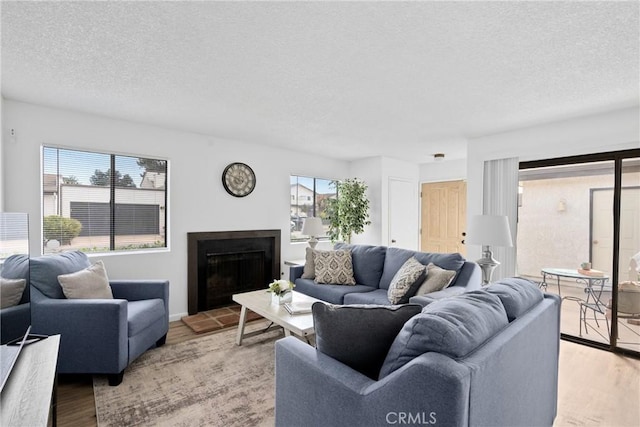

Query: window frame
[290,175,336,243]
[41,145,169,255]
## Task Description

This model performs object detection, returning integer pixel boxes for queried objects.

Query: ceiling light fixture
[434,153,445,162]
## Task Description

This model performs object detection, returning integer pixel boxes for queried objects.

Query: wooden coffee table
[232,290,321,345]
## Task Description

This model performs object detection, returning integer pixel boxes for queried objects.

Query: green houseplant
[326,178,371,243]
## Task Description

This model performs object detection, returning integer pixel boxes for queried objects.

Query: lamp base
[307,237,319,249]
[476,246,500,286]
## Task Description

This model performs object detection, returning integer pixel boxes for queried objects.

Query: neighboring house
[290,183,313,215]
[42,172,166,237]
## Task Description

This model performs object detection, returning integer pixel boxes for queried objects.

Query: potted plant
[326,178,371,243]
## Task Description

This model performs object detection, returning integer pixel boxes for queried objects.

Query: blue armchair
[0,254,31,344]
[29,251,169,385]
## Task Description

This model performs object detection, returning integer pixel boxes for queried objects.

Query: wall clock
[222,162,256,197]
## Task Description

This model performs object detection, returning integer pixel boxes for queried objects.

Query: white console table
[1,335,60,426]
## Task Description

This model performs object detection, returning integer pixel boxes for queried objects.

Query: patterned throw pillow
[387,257,426,304]
[415,263,456,295]
[313,249,356,285]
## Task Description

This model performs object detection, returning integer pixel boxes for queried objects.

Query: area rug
[94,322,282,427]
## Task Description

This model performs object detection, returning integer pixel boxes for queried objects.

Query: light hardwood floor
[57,320,640,427]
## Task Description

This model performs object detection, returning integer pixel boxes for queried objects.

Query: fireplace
[187,230,281,315]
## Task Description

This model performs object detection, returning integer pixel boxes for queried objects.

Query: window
[290,175,336,242]
[42,146,168,254]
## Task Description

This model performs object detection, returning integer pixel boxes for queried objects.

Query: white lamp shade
[466,215,513,247]
[302,217,324,237]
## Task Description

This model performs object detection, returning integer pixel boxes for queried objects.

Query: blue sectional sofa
[289,243,482,305]
[0,254,31,344]
[276,278,562,427]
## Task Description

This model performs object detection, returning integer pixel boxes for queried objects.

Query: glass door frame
[520,148,640,358]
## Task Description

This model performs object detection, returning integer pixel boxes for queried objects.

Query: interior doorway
[420,180,467,255]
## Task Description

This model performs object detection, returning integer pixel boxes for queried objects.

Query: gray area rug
[94,322,281,426]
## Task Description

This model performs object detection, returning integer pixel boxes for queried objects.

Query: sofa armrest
[451,261,482,290]
[275,337,471,427]
[289,265,304,282]
[110,280,169,302]
[30,288,128,373]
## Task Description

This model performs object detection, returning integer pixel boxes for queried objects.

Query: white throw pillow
[387,257,426,304]
[57,260,113,299]
[415,263,456,295]
[0,277,27,309]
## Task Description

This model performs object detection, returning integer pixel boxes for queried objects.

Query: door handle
[593,240,599,244]
[462,232,466,237]
[461,240,465,244]
[391,239,397,243]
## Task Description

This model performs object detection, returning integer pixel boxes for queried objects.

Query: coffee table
[232,289,321,345]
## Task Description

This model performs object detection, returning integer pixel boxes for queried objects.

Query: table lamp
[466,215,513,285]
[301,217,324,248]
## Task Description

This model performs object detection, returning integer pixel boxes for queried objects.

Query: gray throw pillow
[57,261,114,299]
[415,263,456,295]
[387,257,426,304]
[313,303,422,380]
[301,247,315,279]
[0,278,27,309]
[379,291,508,379]
[313,249,356,285]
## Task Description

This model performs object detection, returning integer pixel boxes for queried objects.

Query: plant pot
[271,292,292,305]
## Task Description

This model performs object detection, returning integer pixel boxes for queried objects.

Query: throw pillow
[313,302,422,380]
[387,257,426,304]
[415,263,456,295]
[313,249,356,285]
[379,291,508,379]
[57,260,113,299]
[301,247,315,279]
[485,278,544,321]
[0,277,27,309]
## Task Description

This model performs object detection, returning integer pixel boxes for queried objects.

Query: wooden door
[420,180,467,255]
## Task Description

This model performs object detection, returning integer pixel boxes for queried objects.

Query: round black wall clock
[222,162,256,197]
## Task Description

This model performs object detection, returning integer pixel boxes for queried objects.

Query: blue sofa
[0,254,31,344]
[29,251,169,385]
[289,244,481,305]
[275,278,561,427]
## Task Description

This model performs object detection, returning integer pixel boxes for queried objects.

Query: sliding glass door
[519,149,640,356]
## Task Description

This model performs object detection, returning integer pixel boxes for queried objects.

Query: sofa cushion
[415,263,456,296]
[387,257,426,304]
[294,278,373,304]
[1,254,30,304]
[30,251,92,299]
[313,302,422,380]
[128,299,166,336]
[301,247,316,279]
[0,278,27,309]
[379,291,508,379]
[334,243,387,288]
[344,289,390,305]
[58,261,114,299]
[313,249,356,285]
[379,247,465,290]
[485,278,544,321]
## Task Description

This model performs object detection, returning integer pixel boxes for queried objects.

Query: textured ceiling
[2,1,638,163]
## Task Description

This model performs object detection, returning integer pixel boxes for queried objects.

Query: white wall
[349,156,419,248]
[0,96,4,211]
[2,99,349,319]
[419,158,467,183]
[466,106,640,262]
